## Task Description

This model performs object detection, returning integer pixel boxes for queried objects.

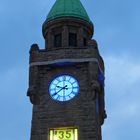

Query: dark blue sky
[0,0,140,140]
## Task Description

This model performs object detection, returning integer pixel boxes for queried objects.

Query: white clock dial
[49,75,79,101]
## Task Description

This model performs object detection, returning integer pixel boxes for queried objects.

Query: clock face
[49,74,79,101]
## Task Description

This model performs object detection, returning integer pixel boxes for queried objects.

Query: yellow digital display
[49,127,78,140]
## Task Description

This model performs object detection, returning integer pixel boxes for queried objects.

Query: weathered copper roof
[46,0,90,22]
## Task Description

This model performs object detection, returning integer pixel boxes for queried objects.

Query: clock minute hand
[52,85,67,96]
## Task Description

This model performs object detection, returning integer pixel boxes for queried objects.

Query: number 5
[65,130,71,138]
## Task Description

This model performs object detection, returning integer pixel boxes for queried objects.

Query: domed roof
[46,0,91,22]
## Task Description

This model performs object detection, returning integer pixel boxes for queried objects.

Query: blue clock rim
[48,73,79,102]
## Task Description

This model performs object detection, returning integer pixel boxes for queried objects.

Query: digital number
[65,130,71,138]
[55,130,72,140]
[58,131,64,139]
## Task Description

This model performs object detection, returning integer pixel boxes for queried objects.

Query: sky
[0,0,140,140]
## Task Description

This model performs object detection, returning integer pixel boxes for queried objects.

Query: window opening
[69,33,77,47]
[54,34,62,47]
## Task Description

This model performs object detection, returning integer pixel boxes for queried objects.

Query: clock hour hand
[56,85,63,88]
[57,85,68,90]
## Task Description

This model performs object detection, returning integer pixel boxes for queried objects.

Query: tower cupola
[42,0,94,49]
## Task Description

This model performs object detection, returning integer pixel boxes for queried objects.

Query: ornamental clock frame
[27,0,107,140]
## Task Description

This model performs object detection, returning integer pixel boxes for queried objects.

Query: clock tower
[27,0,107,140]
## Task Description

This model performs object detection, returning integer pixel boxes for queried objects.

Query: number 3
[58,131,64,139]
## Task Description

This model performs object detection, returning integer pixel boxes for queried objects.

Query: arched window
[54,33,62,47]
[69,33,77,47]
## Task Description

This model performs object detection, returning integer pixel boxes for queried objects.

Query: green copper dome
[46,0,90,22]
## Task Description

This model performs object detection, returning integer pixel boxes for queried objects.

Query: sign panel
[49,127,78,140]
